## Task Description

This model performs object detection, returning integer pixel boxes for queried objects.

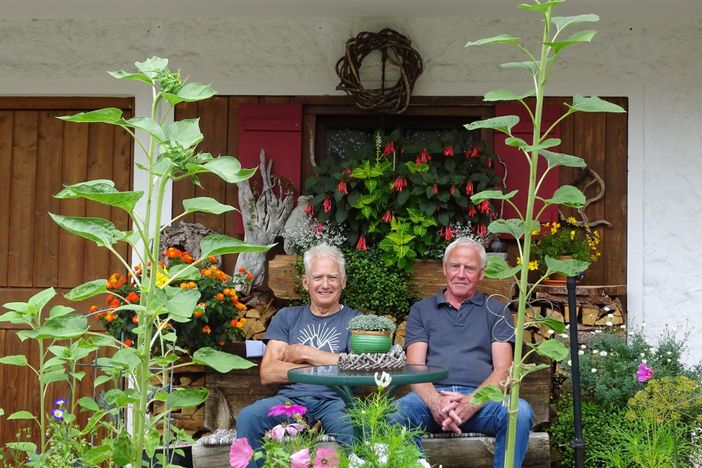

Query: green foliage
[530,218,600,273]
[304,129,499,269]
[548,397,626,467]
[571,328,698,408]
[626,376,702,426]
[341,387,426,467]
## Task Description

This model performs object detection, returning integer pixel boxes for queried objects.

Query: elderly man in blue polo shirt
[390,237,533,468]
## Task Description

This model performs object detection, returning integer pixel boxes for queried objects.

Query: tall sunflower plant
[0,57,272,466]
[462,2,626,467]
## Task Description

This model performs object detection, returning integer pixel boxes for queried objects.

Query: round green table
[287,364,448,406]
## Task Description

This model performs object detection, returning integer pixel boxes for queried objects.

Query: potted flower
[529,217,601,284]
[347,314,396,354]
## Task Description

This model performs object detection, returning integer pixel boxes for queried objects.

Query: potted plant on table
[347,314,396,354]
[529,217,600,284]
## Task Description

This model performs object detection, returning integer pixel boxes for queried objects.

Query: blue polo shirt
[404,290,514,387]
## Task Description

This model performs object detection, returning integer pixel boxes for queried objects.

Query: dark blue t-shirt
[404,291,514,387]
[264,304,359,400]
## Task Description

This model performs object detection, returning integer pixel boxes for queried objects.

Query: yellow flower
[156,268,169,288]
[516,256,522,265]
[528,260,539,271]
[550,222,561,235]
[570,230,576,240]
[531,228,541,236]
[567,216,578,225]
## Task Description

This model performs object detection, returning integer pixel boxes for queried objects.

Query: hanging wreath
[335,28,423,114]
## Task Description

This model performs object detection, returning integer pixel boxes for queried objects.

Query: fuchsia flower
[465,180,474,195]
[468,204,477,217]
[637,363,654,382]
[290,448,311,468]
[465,146,480,158]
[304,203,315,216]
[477,224,487,238]
[450,185,456,196]
[391,176,407,192]
[478,200,490,213]
[356,234,367,252]
[381,210,393,223]
[229,438,254,468]
[316,223,325,234]
[383,140,395,156]
[433,183,438,194]
[337,180,348,195]
[323,197,332,213]
[443,145,454,157]
[416,148,431,164]
[314,447,340,467]
[487,157,493,168]
[267,402,307,418]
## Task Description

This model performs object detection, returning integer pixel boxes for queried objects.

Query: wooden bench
[192,352,551,468]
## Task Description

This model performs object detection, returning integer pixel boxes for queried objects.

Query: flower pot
[349,330,392,354]
[542,255,573,285]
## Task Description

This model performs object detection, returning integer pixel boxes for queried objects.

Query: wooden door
[0,96,134,446]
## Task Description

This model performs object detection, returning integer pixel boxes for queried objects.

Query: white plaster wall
[1,13,701,363]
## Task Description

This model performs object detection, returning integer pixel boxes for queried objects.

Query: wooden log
[423,432,550,468]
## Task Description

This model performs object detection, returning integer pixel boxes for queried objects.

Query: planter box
[266,254,515,300]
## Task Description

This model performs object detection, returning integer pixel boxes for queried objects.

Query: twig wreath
[335,28,423,114]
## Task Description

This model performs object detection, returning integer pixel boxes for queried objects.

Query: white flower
[374,371,392,389]
[559,333,568,338]
[620,324,626,329]
[578,350,584,355]
[567,360,572,366]
[666,351,672,356]
[348,454,366,468]
[640,352,646,358]
[605,321,613,327]
[580,344,587,349]
[591,368,597,373]
[642,359,647,364]
[607,313,613,318]
[667,358,672,363]
[600,351,608,357]
[592,349,600,355]
[594,329,602,334]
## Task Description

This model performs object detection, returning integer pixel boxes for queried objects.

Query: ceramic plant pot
[349,330,392,354]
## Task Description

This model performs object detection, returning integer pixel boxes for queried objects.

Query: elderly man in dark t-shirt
[390,237,533,468]
[236,244,359,467]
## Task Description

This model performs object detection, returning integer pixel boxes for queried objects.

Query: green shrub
[568,328,699,408]
[548,396,626,467]
[294,247,416,321]
[626,376,702,426]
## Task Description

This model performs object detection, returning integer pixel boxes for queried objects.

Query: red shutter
[236,103,303,234]
[493,102,561,223]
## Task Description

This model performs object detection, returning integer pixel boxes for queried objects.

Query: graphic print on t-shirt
[297,322,340,352]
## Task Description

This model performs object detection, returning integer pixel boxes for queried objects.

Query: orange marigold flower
[125,291,139,303]
[246,273,253,281]
[95,312,105,319]
[131,314,139,324]
[230,319,239,327]
[235,302,247,311]
[194,310,203,318]
[182,254,193,264]
[230,293,239,302]
[123,338,134,347]
[218,340,225,346]
[208,256,216,263]
[104,312,116,323]
[238,318,247,327]
[198,302,206,309]
[201,268,209,276]
[202,325,212,334]
[216,293,225,301]
[110,299,120,309]
[223,288,231,296]
[89,305,99,313]
[239,267,246,273]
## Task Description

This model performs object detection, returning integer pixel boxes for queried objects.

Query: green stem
[38,340,47,454]
[503,7,553,468]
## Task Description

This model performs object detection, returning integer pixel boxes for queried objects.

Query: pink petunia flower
[314,447,340,467]
[229,438,254,468]
[267,422,307,440]
[267,401,307,418]
[636,362,654,382]
[290,448,311,468]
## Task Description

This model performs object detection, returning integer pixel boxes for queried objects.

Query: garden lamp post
[567,274,585,467]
